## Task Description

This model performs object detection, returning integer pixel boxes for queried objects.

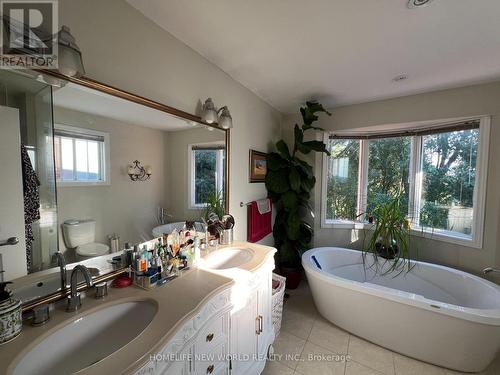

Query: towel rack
[240,198,269,207]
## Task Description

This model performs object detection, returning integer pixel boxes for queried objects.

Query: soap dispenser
[0,282,22,344]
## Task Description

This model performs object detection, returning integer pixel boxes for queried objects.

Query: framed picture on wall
[249,150,268,183]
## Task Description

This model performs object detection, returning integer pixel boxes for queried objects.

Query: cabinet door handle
[258,315,263,334]
[206,364,215,374]
[206,333,214,342]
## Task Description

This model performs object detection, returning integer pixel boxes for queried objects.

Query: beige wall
[59,0,281,246]
[54,107,166,258]
[282,81,500,279]
[165,127,226,223]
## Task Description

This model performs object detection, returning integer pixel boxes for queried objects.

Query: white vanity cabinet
[137,253,275,375]
[230,261,275,375]
[136,290,232,375]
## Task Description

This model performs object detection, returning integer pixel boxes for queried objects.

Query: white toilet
[62,219,110,261]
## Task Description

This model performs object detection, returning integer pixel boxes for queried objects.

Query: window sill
[321,220,481,249]
[57,181,110,187]
[189,204,206,210]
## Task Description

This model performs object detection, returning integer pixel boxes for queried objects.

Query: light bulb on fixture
[57,26,85,78]
[201,98,218,124]
[218,106,233,129]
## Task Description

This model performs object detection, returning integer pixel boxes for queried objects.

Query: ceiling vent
[407,0,434,8]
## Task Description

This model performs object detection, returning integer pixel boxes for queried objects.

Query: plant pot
[280,267,302,289]
[375,242,399,260]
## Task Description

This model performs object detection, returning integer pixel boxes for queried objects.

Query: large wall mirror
[0,70,229,304]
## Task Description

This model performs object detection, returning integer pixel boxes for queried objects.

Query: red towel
[247,200,272,243]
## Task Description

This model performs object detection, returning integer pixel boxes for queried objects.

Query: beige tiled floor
[263,281,500,375]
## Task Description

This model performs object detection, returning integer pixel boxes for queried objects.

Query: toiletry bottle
[193,236,201,266]
[171,230,180,256]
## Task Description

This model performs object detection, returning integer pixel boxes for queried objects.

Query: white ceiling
[53,83,196,131]
[127,0,500,113]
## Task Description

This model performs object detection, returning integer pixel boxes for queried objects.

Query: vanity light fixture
[201,98,233,129]
[57,25,86,78]
[127,160,151,181]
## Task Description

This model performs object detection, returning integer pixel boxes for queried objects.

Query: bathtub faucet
[483,267,500,275]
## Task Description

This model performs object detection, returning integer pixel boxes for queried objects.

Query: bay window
[321,117,490,247]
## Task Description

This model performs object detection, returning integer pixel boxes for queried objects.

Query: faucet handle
[94,282,108,299]
[32,304,50,326]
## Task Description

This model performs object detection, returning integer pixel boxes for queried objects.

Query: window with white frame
[189,143,225,207]
[322,117,490,247]
[53,124,109,186]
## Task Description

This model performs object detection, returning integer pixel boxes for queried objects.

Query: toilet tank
[62,219,96,248]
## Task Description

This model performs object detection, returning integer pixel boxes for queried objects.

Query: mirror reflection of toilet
[62,219,110,261]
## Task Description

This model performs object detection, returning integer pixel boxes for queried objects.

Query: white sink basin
[203,247,254,269]
[13,300,158,375]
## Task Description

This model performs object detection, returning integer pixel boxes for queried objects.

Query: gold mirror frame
[38,69,230,214]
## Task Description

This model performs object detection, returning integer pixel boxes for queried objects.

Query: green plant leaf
[301,101,331,128]
[305,101,332,116]
[298,222,313,246]
[281,190,298,211]
[294,159,313,178]
[289,167,301,192]
[300,107,318,126]
[294,124,303,145]
[298,191,311,201]
[267,152,288,171]
[276,140,291,159]
[300,140,331,155]
[301,176,316,191]
[265,169,290,194]
[286,211,301,240]
[295,141,312,155]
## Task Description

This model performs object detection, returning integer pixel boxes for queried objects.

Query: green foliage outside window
[326,129,479,235]
[194,149,217,205]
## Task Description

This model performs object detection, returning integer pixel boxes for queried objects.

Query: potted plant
[364,197,414,275]
[265,101,331,289]
[203,190,225,220]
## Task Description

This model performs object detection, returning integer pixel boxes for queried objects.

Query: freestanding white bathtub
[302,247,500,372]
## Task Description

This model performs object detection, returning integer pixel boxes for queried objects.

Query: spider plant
[203,190,225,221]
[363,197,415,276]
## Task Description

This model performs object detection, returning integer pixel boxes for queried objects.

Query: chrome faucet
[52,252,67,292]
[66,265,93,312]
[483,267,500,275]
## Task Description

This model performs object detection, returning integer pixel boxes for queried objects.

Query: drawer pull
[207,364,215,374]
[206,333,214,342]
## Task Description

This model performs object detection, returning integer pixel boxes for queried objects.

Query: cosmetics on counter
[131,222,199,289]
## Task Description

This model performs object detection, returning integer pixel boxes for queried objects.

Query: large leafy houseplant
[363,197,414,276]
[265,101,331,273]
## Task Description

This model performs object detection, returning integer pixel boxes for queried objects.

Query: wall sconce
[127,160,151,181]
[57,26,86,78]
[201,98,233,129]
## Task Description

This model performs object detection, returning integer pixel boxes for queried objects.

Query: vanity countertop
[1,241,276,375]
